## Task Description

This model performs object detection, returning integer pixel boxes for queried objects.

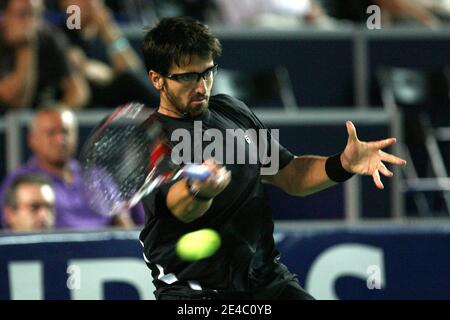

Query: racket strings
[80,103,179,216]
[82,123,154,214]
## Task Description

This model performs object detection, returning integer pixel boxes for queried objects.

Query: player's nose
[195,78,207,94]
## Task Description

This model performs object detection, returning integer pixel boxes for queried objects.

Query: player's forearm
[281,156,336,196]
[166,180,212,223]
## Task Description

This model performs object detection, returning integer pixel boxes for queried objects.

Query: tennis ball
[176,228,221,261]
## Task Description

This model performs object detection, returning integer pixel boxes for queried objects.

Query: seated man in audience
[2,174,55,232]
[57,0,158,108]
[0,107,145,230]
[0,0,89,113]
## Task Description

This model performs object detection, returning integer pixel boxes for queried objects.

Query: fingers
[372,169,384,190]
[373,161,397,189]
[213,168,231,188]
[203,159,220,172]
[371,138,397,150]
[368,138,407,166]
[378,162,393,177]
[379,151,407,166]
[203,159,228,179]
[201,159,231,191]
[346,121,358,141]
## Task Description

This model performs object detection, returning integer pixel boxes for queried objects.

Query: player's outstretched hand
[340,121,407,189]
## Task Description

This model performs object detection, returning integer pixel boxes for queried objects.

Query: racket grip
[182,164,211,181]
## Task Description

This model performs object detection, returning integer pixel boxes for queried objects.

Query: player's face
[160,55,216,118]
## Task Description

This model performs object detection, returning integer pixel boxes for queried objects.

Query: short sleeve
[220,95,294,172]
[247,109,294,172]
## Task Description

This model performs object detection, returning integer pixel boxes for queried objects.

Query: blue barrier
[0,222,448,300]
[277,223,450,299]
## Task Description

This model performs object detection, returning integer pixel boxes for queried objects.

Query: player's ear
[149,70,163,91]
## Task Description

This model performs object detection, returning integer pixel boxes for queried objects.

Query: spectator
[330,0,442,28]
[3,174,55,232]
[212,0,335,28]
[58,0,159,108]
[0,0,89,113]
[0,107,145,230]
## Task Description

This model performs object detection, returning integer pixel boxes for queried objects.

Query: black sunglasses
[166,64,219,85]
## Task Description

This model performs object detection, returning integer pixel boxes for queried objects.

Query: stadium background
[0,0,449,300]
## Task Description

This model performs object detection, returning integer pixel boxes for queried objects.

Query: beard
[164,83,209,118]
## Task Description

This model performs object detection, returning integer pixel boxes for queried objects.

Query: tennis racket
[80,102,214,216]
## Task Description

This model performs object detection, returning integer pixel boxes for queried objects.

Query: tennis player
[139,16,406,300]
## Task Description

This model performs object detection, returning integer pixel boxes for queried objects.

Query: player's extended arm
[264,155,335,196]
[264,121,407,195]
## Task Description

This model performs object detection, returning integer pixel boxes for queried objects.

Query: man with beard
[139,16,406,299]
[0,107,144,229]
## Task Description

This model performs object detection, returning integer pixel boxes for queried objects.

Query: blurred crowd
[0,0,155,233]
[1,0,449,114]
[184,0,450,28]
[0,0,449,233]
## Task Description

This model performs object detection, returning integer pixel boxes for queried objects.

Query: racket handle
[182,164,211,181]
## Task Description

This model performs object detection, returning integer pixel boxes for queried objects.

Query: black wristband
[186,180,214,202]
[325,153,355,183]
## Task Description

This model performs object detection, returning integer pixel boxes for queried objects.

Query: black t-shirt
[139,94,295,295]
[0,24,71,110]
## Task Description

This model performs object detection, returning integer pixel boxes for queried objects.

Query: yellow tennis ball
[176,228,221,261]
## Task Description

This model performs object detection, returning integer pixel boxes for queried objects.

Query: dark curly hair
[142,16,222,75]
